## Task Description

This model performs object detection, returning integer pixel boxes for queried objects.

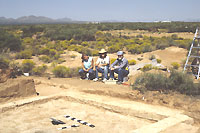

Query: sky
[0,0,200,22]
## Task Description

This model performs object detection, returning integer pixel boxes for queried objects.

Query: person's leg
[110,68,119,79]
[88,69,95,80]
[79,69,86,79]
[95,67,104,79]
[117,68,125,82]
[118,68,129,82]
[103,66,109,80]
[95,66,99,79]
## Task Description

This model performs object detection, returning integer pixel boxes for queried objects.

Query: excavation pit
[0,91,195,133]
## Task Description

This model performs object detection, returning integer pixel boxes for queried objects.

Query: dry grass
[104,30,194,39]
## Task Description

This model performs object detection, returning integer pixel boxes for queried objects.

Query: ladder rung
[186,64,199,67]
[194,75,199,79]
[192,46,200,48]
[195,36,200,39]
[190,55,200,58]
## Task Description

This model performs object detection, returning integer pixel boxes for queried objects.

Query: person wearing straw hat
[110,51,129,84]
[93,49,110,82]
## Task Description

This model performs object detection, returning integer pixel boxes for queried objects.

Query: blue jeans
[95,66,109,79]
[110,68,129,82]
[79,68,95,80]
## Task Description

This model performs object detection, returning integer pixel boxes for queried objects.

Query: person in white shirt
[93,49,110,82]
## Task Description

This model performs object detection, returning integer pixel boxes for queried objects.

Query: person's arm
[111,59,118,70]
[95,58,100,68]
[82,62,86,71]
[87,58,94,71]
[117,59,128,69]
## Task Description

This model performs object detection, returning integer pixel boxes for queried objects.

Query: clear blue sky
[0,0,200,21]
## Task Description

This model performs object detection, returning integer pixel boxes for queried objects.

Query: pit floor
[0,98,154,133]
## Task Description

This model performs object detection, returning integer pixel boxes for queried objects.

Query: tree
[0,29,21,51]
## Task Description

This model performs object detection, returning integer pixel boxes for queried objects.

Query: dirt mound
[0,78,36,103]
[0,69,12,83]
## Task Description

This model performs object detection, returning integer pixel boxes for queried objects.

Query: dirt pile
[0,78,36,103]
[0,69,12,83]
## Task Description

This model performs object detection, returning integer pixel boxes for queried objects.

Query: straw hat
[99,49,107,54]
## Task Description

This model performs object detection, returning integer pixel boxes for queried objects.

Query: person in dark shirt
[110,51,129,84]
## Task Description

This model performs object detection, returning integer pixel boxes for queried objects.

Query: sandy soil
[0,76,200,132]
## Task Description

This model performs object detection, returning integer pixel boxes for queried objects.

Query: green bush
[110,58,116,64]
[52,66,80,78]
[0,57,10,69]
[171,62,180,69]
[149,55,156,60]
[137,57,143,61]
[134,72,170,91]
[16,50,32,59]
[169,70,196,94]
[133,70,200,95]
[39,55,51,63]
[22,59,35,73]
[141,64,152,72]
[33,64,47,76]
[128,59,136,65]
[156,59,162,63]
[70,54,77,58]
[57,58,65,64]
[52,66,70,78]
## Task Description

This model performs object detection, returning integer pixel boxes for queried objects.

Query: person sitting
[79,53,95,80]
[110,51,129,84]
[93,49,110,82]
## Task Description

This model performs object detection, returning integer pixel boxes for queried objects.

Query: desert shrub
[49,49,57,56]
[68,67,81,77]
[21,59,35,73]
[33,64,47,76]
[53,53,60,60]
[128,59,136,65]
[39,55,51,63]
[52,66,70,78]
[134,72,170,91]
[169,70,196,94]
[0,57,10,69]
[16,50,32,59]
[39,47,50,55]
[171,62,180,69]
[52,66,80,78]
[149,55,156,60]
[110,58,116,64]
[56,58,65,64]
[91,50,99,56]
[141,64,152,72]
[156,59,162,63]
[137,57,143,61]
[70,54,77,58]
[133,70,200,95]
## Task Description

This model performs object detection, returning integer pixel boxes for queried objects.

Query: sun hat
[99,49,107,54]
[117,51,124,56]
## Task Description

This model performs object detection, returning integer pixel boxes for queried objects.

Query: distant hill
[0,15,84,25]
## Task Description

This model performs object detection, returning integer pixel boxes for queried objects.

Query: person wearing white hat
[93,49,110,82]
[110,51,129,84]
